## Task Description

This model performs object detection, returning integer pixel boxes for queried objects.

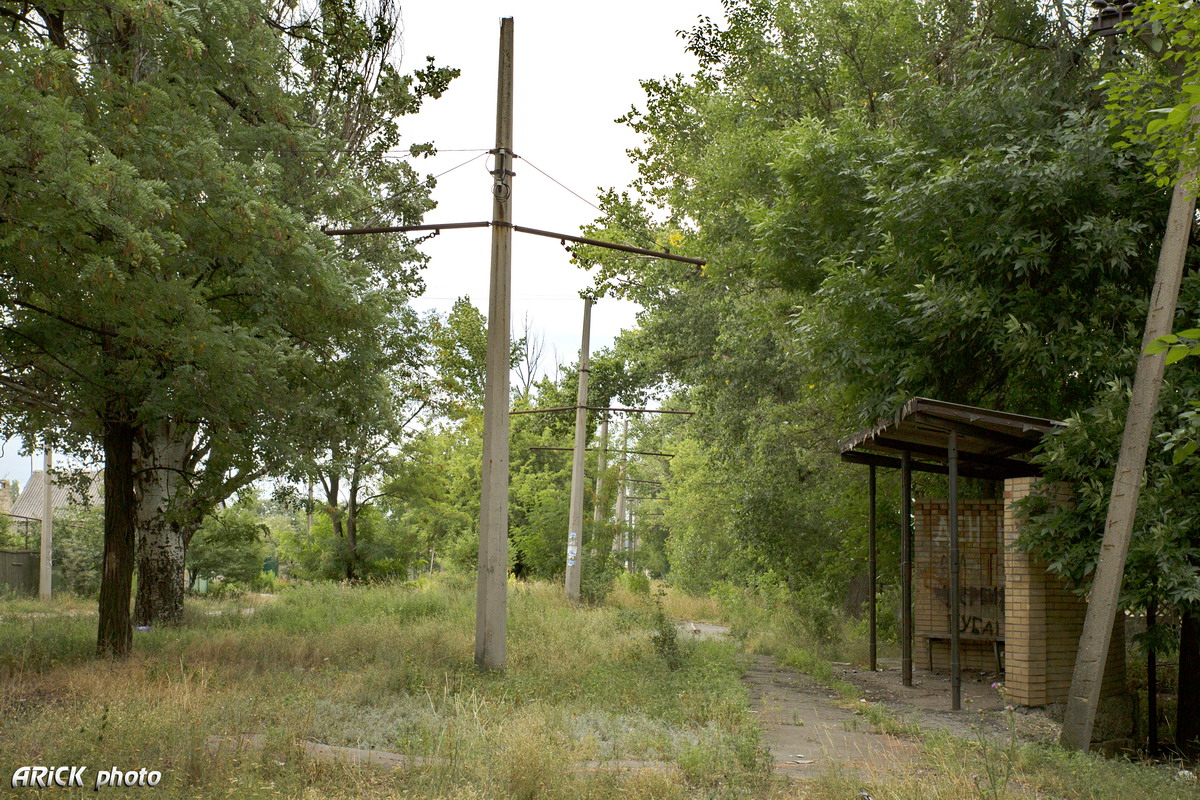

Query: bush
[187,506,268,591]
[53,508,104,596]
[650,590,684,670]
[580,551,621,605]
[621,570,652,597]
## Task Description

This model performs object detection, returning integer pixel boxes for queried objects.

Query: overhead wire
[430,151,491,181]
[218,146,489,159]
[519,155,665,253]
[336,151,491,227]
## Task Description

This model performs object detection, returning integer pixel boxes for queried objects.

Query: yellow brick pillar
[1003,478,1126,709]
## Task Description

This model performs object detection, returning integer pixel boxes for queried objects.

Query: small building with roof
[7,469,103,522]
[840,398,1128,717]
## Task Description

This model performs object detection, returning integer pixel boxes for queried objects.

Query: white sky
[0,1,725,487]
[399,1,722,355]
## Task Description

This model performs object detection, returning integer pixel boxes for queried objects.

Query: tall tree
[127,0,455,624]
[571,0,1178,603]
[0,0,449,651]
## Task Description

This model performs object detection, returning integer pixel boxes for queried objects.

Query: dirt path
[745,654,919,780]
[834,658,1062,744]
[681,623,919,781]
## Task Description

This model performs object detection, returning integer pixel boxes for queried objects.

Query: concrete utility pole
[615,419,628,563]
[565,296,592,602]
[39,449,52,601]
[628,496,637,572]
[593,414,608,539]
[475,16,514,670]
[1061,161,1199,749]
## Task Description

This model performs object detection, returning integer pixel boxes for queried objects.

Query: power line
[430,151,490,180]
[216,146,489,159]
[520,156,662,253]
[337,154,490,226]
[521,156,604,214]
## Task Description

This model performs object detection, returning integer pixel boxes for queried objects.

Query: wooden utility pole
[565,296,592,602]
[1061,162,1199,749]
[475,16,514,670]
[38,449,52,601]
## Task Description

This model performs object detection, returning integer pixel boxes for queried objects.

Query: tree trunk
[323,470,357,579]
[97,417,137,656]
[1178,606,1200,755]
[133,422,195,626]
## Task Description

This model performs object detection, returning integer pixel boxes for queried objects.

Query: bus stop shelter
[839,397,1064,711]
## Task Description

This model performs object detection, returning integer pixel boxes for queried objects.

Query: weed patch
[0,578,768,799]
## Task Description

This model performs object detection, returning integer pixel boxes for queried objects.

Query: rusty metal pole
[475,17,514,670]
[869,464,877,672]
[565,297,592,602]
[949,430,961,711]
[1148,591,1159,755]
[901,450,913,687]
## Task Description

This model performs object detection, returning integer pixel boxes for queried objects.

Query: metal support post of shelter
[948,429,961,711]
[868,464,877,673]
[900,450,913,687]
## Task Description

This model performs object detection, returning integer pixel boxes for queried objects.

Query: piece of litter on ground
[789,759,815,765]
[791,754,805,759]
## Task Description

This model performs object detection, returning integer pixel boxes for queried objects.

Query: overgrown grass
[708,581,1198,800]
[807,727,1200,800]
[4,579,1194,799]
[0,576,768,799]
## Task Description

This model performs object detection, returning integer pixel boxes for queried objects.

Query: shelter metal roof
[839,397,1065,481]
[8,470,103,521]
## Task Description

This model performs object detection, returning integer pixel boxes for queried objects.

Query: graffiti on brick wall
[933,585,1004,636]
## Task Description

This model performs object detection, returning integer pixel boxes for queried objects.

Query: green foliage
[622,570,652,597]
[649,591,684,671]
[0,0,456,645]
[275,503,419,582]
[1103,0,1200,187]
[187,505,269,591]
[1019,369,1200,636]
[52,508,104,597]
[972,711,1019,800]
[579,550,621,605]
[1147,327,1200,464]
[429,297,490,414]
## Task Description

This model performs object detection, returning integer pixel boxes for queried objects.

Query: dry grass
[3,579,1193,799]
[608,581,723,623]
[0,577,766,799]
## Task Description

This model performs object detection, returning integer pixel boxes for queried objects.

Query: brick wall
[914,498,1005,672]
[1003,477,1126,707]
